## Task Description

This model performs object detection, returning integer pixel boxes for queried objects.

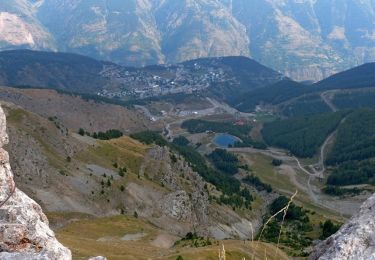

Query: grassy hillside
[4,102,151,214]
[51,213,289,260]
[5,103,279,257]
[0,87,150,133]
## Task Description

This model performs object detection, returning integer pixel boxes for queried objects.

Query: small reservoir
[212,133,240,148]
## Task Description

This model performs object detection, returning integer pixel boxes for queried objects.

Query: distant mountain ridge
[0,50,114,92]
[0,50,283,102]
[234,61,375,112]
[2,0,375,81]
[315,62,375,90]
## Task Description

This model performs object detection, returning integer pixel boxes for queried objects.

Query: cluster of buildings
[97,63,234,99]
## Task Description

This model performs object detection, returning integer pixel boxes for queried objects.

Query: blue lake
[212,134,240,148]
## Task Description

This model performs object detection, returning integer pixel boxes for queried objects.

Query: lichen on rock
[0,105,72,259]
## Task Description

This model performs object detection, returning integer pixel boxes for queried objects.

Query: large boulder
[310,194,375,260]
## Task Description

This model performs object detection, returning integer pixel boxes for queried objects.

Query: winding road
[320,91,338,113]
[230,109,348,212]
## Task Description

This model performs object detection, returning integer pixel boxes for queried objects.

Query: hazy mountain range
[1,0,375,81]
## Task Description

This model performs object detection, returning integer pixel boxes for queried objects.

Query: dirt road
[320,91,338,112]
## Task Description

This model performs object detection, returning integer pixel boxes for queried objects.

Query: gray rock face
[0,105,72,260]
[137,146,255,239]
[139,146,209,227]
[310,193,375,260]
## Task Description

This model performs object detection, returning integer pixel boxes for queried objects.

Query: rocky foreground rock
[0,105,71,259]
[310,193,375,260]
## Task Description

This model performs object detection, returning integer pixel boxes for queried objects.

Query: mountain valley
[0,1,375,258]
[2,70,374,257]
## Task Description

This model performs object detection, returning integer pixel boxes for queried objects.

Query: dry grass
[6,108,28,123]
[5,106,67,170]
[75,136,148,174]
[53,213,289,260]
[163,241,289,260]
[55,215,162,260]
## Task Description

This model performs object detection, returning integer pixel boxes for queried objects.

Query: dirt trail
[320,91,338,112]
[314,116,347,179]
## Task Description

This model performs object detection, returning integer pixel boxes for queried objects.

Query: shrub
[78,128,85,136]
[320,220,340,239]
[173,136,190,146]
[272,159,282,166]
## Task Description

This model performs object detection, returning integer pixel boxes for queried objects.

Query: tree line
[78,128,123,140]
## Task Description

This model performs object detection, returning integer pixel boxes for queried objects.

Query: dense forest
[130,131,168,146]
[208,149,239,175]
[323,185,362,196]
[315,63,375,91]
[326,160,375,186]
[326,109,375,165]
[262,112,346,157]
[281,94,331,117]
[234,80,311,112]
[322,109,375,186]
[172,136,190,146]
[333,91,375,110]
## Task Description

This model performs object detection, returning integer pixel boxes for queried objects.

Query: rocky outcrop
[139,146,209,229]
[0,105,71,259]
[137,146,256,239]
[309,193,375,260]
